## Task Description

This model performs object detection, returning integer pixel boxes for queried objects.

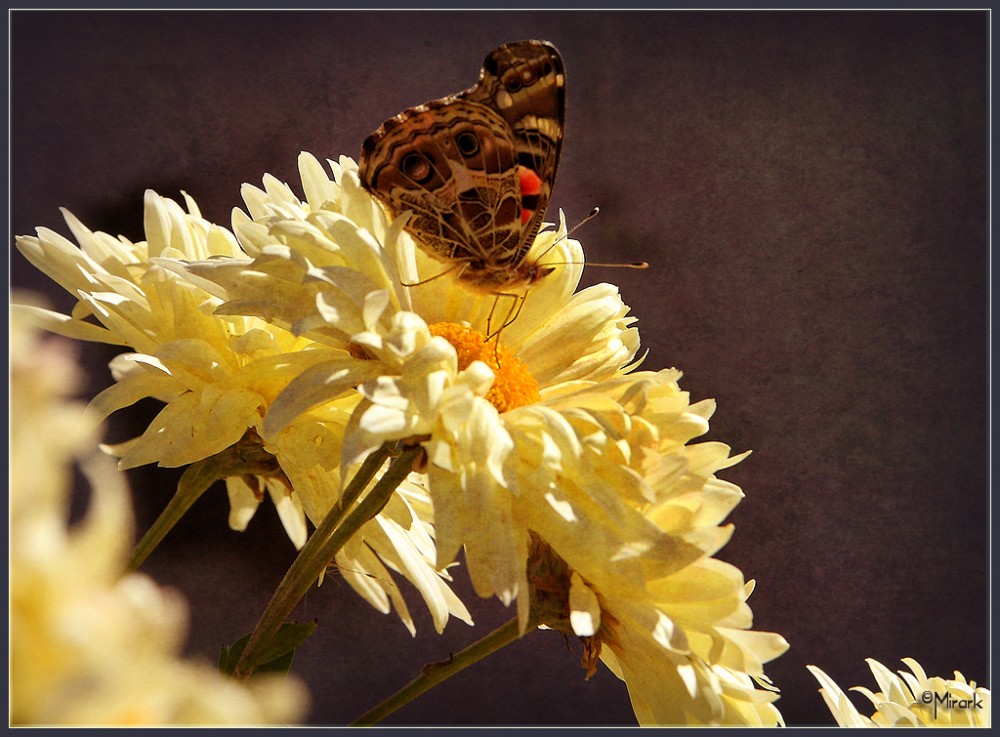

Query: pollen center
[429,322,541,413]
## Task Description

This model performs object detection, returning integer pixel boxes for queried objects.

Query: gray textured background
[10,10,988,726]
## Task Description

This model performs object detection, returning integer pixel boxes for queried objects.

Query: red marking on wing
[519,166,542,196]
[518,166,542,224]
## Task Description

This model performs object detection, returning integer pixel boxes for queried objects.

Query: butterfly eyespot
[504,74,523,92]
[400,151,433,183]
[542,62,553,76]
[456,131,480,157]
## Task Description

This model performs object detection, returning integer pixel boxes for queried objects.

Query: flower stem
[234,442,420,679]
[126,459,221,571]
[126,430,287,571]
[351,616,533,726]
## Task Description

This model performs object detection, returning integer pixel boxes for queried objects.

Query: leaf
[218,619,318,677]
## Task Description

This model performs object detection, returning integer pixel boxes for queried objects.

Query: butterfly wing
[358,40,565,292]
[461,40,565,249]
[359,99,525,274]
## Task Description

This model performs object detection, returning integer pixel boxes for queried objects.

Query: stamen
[429,322,541,413]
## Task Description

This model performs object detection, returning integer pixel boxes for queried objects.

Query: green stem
[351,616,534,726]
[234,443,420,679]
[126,459,219,571]
[126,431,286,571]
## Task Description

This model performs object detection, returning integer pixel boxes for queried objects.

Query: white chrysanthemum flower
[809,658,990,727]
[173,153,637,606]
[523,372,788,725]
[14,191,315,545]
[175,152,787,724]
[14,193,470,635]
[10,309,308,725]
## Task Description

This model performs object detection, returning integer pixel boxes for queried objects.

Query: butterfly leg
[485,291,528,364]
[399,261,467,288]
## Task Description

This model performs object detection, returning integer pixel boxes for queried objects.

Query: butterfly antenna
[571,260,650,269]
[533,207,600,263]
[568,206,601,237]
[537,207,650,270]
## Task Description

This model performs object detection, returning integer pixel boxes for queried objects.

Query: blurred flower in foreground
[173,152,788,724]
[13,191,470,635]
[808,658,990,727]
[10,307,308,725]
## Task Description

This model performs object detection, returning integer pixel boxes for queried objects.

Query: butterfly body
[359,40,565,295]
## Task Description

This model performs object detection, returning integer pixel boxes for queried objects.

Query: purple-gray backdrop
[10,10,988,727]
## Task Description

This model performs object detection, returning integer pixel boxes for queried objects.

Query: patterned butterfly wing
[359,40,565,293]
[460,40,565,254]
[360,99,524,280]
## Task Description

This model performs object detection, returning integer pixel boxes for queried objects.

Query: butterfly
[358,40,565,298]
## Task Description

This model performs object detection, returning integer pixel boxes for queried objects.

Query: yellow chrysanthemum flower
[14,193,470,635]
[10,309,308,725]
[175,151,787,724]
[809,658,990,727]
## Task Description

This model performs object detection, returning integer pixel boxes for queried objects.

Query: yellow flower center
[429,322,541,413]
